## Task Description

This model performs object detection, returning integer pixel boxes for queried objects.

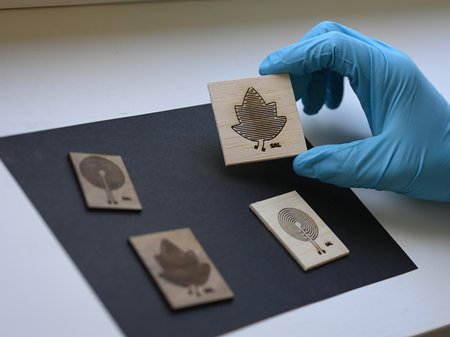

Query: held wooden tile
[129,228,234,310]
[69,152,142,210]
[208,74,307,166]
[250,191,349,271]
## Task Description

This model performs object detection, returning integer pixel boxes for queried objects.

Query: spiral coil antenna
[278,207,326,255]
[79,156,125,204]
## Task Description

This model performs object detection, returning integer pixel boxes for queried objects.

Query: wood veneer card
[250,191,349,271]
[69,152,142,210]
[129,228,234,310]
[208,74,307,166]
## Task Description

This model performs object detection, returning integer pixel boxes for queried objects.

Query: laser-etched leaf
[232,87,287,151]
[155,238,211,296]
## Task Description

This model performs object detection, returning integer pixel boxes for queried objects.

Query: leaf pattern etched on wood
[155,238,212,297]
[232,87,287,151]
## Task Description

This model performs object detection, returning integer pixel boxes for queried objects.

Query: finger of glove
[259,31,371,89]
[289,72,328,115]
[289,73,309,102]
[302,70,327,115]
[293,136,392,190]
[299,21,392,50]
[284,71,342,113]
[325,71,344,109]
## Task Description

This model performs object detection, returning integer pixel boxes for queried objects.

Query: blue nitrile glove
[259,21,450,202]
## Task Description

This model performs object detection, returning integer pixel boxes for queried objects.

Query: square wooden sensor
[250,191,349,271]
[208,74,307,166]
[129,228,234,310]
[69,152,142,210]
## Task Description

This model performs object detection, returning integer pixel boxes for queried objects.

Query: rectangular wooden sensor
[69,152,142,210]
[129,228,234,310]
[208,74,307,166]
[250,191,349,271]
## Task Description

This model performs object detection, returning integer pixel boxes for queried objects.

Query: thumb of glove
[294,136,392,190]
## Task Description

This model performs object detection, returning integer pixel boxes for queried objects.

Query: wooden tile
[69,152,142,210]
[250,191,349,271]
[208,74,307,166]
[129,228,234,310]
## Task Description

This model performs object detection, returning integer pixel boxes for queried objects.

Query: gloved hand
[259,21,450,202]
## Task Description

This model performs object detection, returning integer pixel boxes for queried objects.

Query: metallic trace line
[294,221,325,255]
[98,169,117,204]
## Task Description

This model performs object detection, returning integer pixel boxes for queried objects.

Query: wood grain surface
[250,191,349,271]
[208,75,307,166]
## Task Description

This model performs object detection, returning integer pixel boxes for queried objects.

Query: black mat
[0,104,416,337]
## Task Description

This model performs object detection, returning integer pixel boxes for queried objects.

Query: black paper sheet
[0,104,416,337]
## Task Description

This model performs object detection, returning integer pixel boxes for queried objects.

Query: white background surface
[0,1,449,336]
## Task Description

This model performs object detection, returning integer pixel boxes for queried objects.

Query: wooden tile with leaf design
[129,228,233,310]
[208,74,307,166]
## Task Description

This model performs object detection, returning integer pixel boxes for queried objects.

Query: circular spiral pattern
[79,156,125,190]
[278,207,319,241]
